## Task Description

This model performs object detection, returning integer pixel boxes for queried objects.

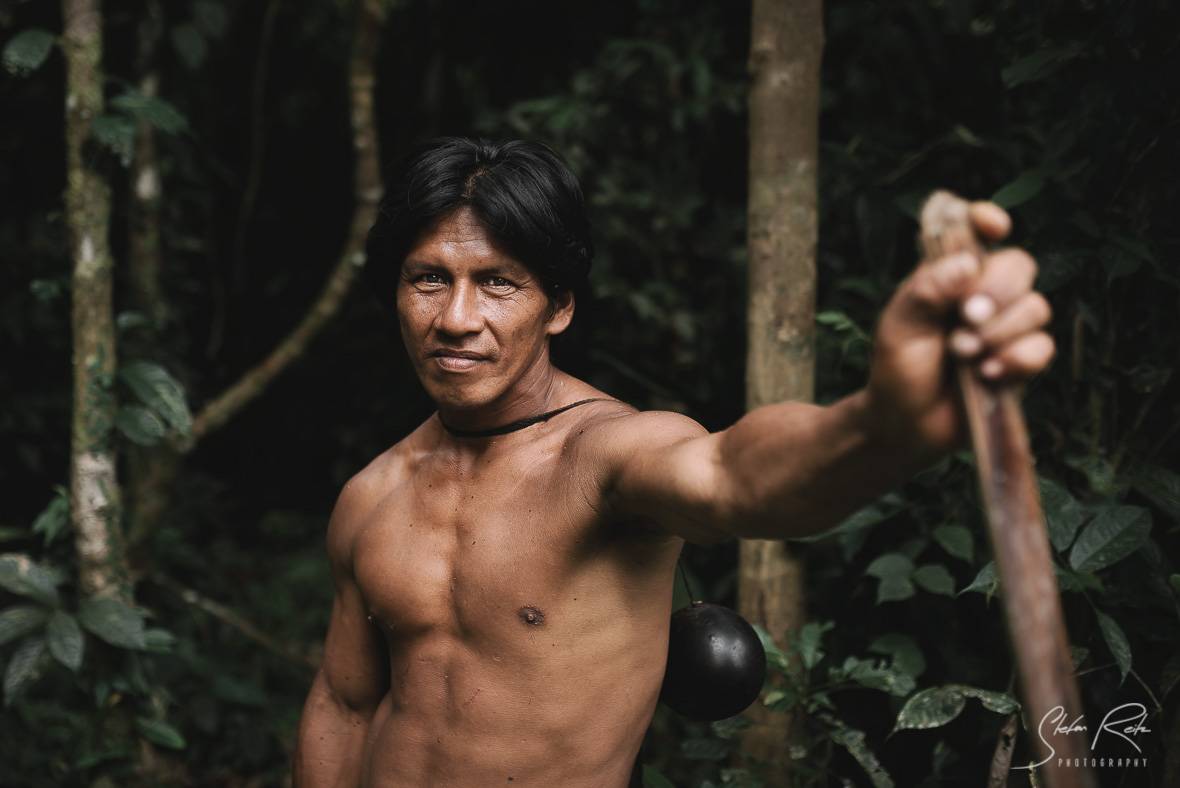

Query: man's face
[396,206,573,409]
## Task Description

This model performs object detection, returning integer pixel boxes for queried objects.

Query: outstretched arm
[593,202,1054,543]
[293,482,389,787]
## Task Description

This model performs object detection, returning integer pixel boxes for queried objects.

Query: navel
[517,605,545,626]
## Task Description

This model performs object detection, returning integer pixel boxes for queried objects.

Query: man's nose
[436,279,483,336]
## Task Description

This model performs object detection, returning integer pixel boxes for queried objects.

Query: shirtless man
[292,138,1055,787]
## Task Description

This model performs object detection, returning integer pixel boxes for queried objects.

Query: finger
[961,247,1038,326]
[968,201,1011,241]
[976,292,1053,350]
[978,331,1056,381]
[901,251,981,322]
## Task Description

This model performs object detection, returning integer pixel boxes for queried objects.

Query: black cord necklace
[438,397,617,438]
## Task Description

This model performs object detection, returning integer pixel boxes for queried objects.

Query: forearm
[718,389,937,539]
[293,670,377,788]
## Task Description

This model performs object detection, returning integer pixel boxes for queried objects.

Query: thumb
[892,250,981,327]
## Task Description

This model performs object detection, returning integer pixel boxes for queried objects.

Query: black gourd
[659,600,767,721]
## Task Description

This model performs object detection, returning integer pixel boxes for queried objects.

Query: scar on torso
[517,606,545,626]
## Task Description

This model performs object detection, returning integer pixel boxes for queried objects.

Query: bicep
[319,484,389,712]
[597,412,737,545]
[319,573,388,712]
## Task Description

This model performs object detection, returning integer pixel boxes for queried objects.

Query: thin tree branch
[181,0,387,451]
[987,713,1019,788]
[150,573,318,672]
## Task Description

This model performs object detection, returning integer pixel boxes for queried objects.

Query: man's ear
[544,288,575,336]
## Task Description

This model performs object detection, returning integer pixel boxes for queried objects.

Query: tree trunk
[62,0,130,600]
[738,0,824,782]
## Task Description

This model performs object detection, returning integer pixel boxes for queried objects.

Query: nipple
[517,606,545,626]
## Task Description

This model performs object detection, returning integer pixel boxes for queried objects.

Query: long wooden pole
[918,191,1095,788]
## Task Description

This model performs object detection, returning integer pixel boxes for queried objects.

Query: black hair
[363,137,595,315]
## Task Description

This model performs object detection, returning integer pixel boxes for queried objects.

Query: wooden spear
[918,191,1096,788]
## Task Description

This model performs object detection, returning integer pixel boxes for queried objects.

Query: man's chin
[424,380,500,411]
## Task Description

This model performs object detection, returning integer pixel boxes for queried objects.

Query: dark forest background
[2,0,1178,785]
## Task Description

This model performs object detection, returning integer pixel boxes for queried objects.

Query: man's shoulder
[565,401,710,472]
[325,434,419,562]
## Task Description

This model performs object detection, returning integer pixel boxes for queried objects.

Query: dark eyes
[413,273,513,289]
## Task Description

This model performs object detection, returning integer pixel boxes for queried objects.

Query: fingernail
[980,358,1003,378]
[963,294,995,325]
[951,331,982,357]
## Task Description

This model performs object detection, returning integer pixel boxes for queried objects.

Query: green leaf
[1039,477,1086,551]
[710,715,752,740]
[958,685,1019,715]
[46,611,84,671]
[844,658,916,697]
[118,361,192,434]
[1055,564,1103,594]
[0,606,50,646]
[143,628,177,653]
[1161,651,1180,698]
[794,620,833,669]
[30,488,69,546]
[752,624,789,673]
[116,311,150,333]
[642,765,676,788]
[876,575,915,603]
[1171,574,1180,597]
[116,405,168,446]
[2,29,56,76]
[92,114,137,166]
[110,92,189,135]
[1095,610,1131,683]
[960,561,997,598]
[868,633,926,679]
[78,597,146,650]
[74,748,133,770]
[932,525,973,563]
[1129,464,1180,522]
[762,688,787,707]
[913,564,955,596]
[894,683,1016,732]
[0,553,61,607]
[829,724,894,788]
[867,553,915,603]
[4,636,48,705]
[135,717,187,750]
[867,553,913,579]
[1068,505,1151,572]
[896,685,963,731]
[991,169,1045,209]
[1065,454,1124,497]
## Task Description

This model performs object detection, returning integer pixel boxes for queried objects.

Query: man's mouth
[430,349,489,371]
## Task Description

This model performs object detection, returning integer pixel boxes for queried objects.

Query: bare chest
[351,446,611,649]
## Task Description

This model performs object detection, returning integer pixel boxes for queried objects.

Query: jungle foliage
[1,0,1177,785]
